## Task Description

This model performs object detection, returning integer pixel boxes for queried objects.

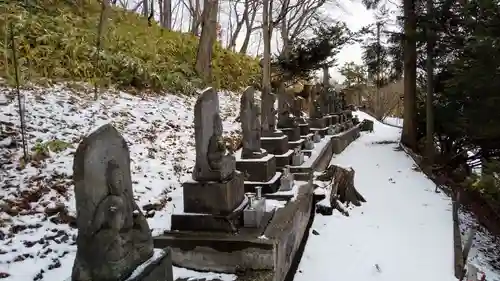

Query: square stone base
[244,172,282,194]
[323,115,333,126]
[183,171,245,214]
[125,248,173,281]
[298,123,310,135]
[309,117,326,129]
[261,134,289,155]
[310,127,329,137]
[331,115,339,124]
[153,183,314,281]
[300,133,314,141]
[274,149,293,169]
[288,138,305,150]
[280,127,301,141]
[236,154,277,182]
[171,207,245,232]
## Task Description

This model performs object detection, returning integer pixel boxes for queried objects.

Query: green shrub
[0,0,260,94]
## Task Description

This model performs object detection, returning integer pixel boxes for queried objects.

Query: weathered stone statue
[240,86,264,159]
[309,99,323,119]
[277,108,298,128]
[261,90,277,135]
[71,124,154,281]
[172,88,245,233]
[292,96,303,119]
[193,87,236,182]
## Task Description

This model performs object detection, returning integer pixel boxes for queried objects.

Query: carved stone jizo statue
[71,124,154,281]
[193,87,236,182]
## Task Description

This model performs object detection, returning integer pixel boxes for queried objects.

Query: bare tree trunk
[239,30,252,54]
[238,3,257,54]
[161,0,172,29]
[195,0,217,83]
[425,0,435,163]
[401,0,418,151]
[159,0,164,25]
[228,16,246,49]
[94,0,109,100]
[322,65,329,88]
[190,0,201,35]
[280,18,290,57]
[261,0,272,132]
[142,0,149,17]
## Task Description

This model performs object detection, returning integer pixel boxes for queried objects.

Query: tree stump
[315,165,366,216]
[329,165,366,207]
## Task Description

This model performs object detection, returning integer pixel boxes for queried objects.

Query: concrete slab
[330,124,361,154]
[274,149,293,169]
[244,172,282,194]
[154,183,314,281]
[288,136,333,181]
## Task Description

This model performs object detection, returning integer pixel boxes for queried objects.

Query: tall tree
[424,0,435,162]
[401,0,418,150]
[195,0,218,83]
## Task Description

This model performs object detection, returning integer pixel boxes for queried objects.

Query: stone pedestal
[183,172,245,214]
[236,153,277,182]
[323,115,333,126]
[309,117,327,129]
[331,115,339,125]
[288,138,305,150]
[310,127,329,137]
[172,172,246,232]
[274,149,293,169]
[298,123,310,136]
[280,127,301,142]
[171,207,245,232]
[243,197,266,228]
[67,248,175,281]
[261,134,289,155]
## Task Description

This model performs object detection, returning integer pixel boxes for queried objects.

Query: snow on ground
[382,116,403,128]
[459,210,500,281]
[295,111,457,281]
[0,83,241,281]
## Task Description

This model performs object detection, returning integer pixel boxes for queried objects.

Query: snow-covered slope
[0,84,240,281]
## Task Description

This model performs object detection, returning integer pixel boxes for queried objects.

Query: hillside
[0,82,243,280]
[0,0,260,94]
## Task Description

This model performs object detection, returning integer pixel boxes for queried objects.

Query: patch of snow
[125,248,165,280]
[172,266,237,281]
[265,199,287,212]
[382,116,403,128]
[458,209,500,281]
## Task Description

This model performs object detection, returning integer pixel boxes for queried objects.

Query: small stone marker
[279,166,294,191]
[291,147,304,166]
[313,131,321,143]
[71,124,173,281]
[304,136,314,150]
[327,125,335,135]
[243,187,266,228]
[192,87,236,181]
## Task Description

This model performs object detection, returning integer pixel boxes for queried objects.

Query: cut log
[329,164,366,208]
